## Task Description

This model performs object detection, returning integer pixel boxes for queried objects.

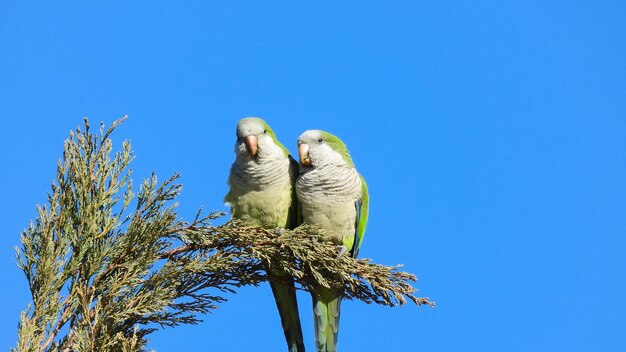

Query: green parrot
[295,130,369,352]
[225,117,305,352]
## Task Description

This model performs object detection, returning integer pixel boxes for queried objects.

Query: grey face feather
[297,130,352,168]
[229,118,291,191]
[295,130,362,244]
[234,118,268,157]
[296,129,360,201]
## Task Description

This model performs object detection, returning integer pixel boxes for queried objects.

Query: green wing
[287,155,302,229]
[351,174,369,258]
[270,154,305,352]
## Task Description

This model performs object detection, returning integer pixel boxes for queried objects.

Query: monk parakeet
[295,130,369,352]
[225,117,305,352]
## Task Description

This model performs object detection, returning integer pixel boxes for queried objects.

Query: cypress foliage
[15,118,433,351]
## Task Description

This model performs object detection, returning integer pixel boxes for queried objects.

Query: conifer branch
[15,118,433,351]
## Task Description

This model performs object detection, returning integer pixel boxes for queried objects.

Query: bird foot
[336,245,348,259]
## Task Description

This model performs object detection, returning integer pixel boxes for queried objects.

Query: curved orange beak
[244,135,258,156]
[299,143,311,166]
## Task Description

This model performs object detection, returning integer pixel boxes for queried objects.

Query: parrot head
[235,117,289,159]
[297,130,354,168]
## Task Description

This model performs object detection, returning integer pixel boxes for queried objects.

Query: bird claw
[274,227,285,236]
[336,245,348,259]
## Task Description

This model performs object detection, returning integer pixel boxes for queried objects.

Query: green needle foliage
[15,117,433,352]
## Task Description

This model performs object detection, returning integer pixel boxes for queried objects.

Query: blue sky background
[1,1,625,351]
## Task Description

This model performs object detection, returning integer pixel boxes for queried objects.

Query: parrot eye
[317,138,323,143]
[263,129,267,134]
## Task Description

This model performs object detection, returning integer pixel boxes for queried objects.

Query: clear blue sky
[1,1,625,351]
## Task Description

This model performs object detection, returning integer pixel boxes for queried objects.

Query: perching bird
[295,130,369,352]
[225,117,305,352]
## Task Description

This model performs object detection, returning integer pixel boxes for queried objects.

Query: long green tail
[270,278,305,352]
[312,287,342,352]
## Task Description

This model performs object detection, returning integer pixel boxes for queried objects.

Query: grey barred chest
[296,166,361,246]
[231,165,291,191]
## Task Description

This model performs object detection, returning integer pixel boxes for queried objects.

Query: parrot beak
[299,143,311,166]
[244,135,258,156]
